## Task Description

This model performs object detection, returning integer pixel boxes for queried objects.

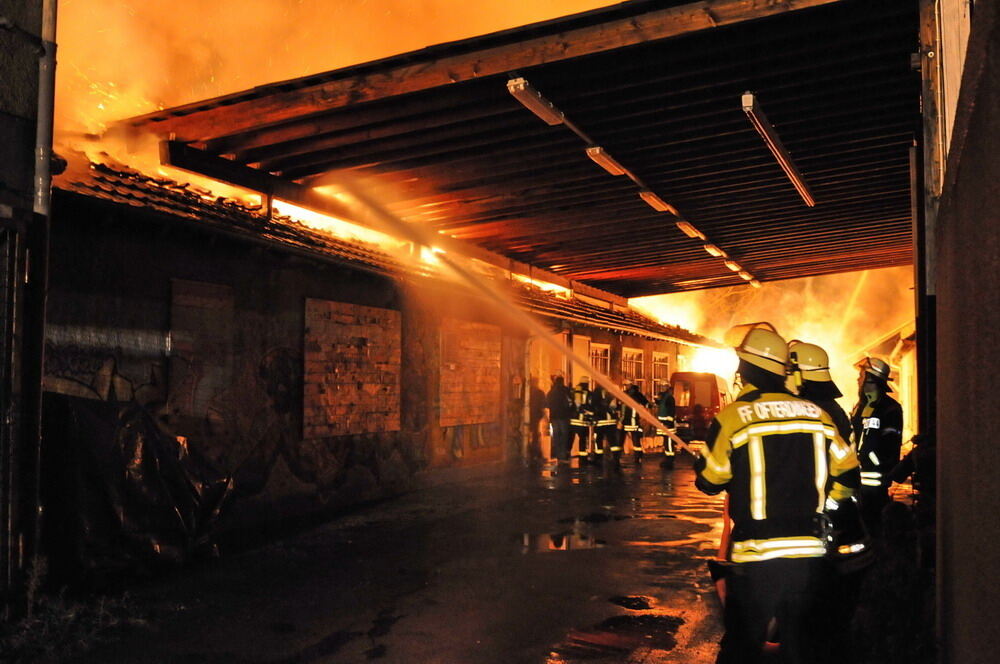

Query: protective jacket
[621,389,649,432]
[850,394,903,491]
[696,384,860,563]
[569,385,594,428]
[546,384,573,420]
[656,389,676,429]
[589,388,618,428]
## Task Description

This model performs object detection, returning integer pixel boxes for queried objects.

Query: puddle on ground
[609,595,654,610]
[549,612,685,661]
[521,531,606,553]
[558,513,632,524]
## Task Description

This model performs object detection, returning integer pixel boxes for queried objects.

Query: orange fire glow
[55,0,616,137]
[632,267,915,408]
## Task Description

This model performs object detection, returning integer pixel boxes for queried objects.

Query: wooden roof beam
[123,0,843,141]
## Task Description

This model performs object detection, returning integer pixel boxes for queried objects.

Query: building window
[622,348,644,391]
[590,343,610,378]
[652,352,670,395]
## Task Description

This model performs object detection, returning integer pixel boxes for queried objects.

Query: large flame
[632,267,915,409]
[55,0,615,137]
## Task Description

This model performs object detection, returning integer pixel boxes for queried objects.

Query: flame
[55,1,616,139]
[272,199,406,249]
[512,273,572,298]
[632,267,915,409]
[687,347,739,378]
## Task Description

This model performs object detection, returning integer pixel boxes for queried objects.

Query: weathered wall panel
[303,299,401,437]
[439,318,501,427]
[935,4,1000,662]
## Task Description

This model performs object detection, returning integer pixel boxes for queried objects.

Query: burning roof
[52,156,714,346]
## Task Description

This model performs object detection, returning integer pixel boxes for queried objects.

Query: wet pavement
[71,456,725,663]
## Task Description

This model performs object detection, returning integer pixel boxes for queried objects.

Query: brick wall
[439,318,501,427]
[303,298,401,437]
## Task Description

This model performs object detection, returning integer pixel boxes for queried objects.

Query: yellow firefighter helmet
[788,340,833,383]
[725,322,788,376]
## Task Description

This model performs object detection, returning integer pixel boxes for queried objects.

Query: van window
[674,380,691,407]
[691,379,713,410]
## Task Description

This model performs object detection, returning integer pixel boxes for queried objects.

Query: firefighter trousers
[717,557,825,664]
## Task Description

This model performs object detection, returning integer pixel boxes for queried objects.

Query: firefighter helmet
[578,375,590,385]
[725,322,787,376]
[859,357,891,381]
[788,340,833,382]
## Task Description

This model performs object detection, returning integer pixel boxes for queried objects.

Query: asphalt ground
[70,454,726,663]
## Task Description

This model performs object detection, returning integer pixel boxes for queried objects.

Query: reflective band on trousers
[861,471,883,487]
[730,536,827,562]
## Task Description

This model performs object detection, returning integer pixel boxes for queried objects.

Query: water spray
[325,174,702,458]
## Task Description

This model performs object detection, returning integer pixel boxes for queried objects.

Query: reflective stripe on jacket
[695,383,859,563]
[850,394,903,491]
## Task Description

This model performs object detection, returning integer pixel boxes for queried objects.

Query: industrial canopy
[121,0,919,297]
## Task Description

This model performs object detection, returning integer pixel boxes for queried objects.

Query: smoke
[631,267,915,406]
[55,0,614,136]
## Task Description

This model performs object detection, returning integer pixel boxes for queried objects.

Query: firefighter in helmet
[569,376,595,463]
[851,357,903,534]
[620,380,649,463]
[789,341,872,660]
[695,324,859,663]
[590,384,619,464]
[656,383,677,468]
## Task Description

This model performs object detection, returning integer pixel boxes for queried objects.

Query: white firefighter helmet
[788,340,833,382]
[725,322,788,376]
[578,375,590,385]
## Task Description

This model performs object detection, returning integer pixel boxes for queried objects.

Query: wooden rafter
[123,0,843,141]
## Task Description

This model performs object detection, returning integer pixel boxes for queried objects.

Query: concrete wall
[0,0,41,209]
[935,3,1000,662]
[44,192,526,535]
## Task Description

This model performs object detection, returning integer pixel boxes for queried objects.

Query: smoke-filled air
[631,267,915,407]
[55,0,615,137]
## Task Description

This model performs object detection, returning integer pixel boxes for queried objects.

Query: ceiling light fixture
[724,260,742,272]
[749,279,762,288]
[703,243,727,258]
[675,221,706,240]
[585,146,627,176]
[638,190,678,215]
[507,77,565,126]
[738,270,753,280]
[742,92,816,207]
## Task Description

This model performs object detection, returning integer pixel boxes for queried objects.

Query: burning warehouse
[1,0,998,662]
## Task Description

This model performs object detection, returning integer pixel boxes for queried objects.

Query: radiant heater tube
[742,92,815,208]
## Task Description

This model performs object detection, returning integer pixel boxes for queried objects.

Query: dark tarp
[42,394,232,585]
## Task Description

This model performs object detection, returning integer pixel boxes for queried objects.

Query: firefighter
[850,357,903,534]
[788,340,872,662]
[788,341,851,441]
[569,376,595,463]
[590,384,618,464]
[545,375,574,462]
[695,324,860,664]
[620,381,649,463]
[655,384,677,468]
